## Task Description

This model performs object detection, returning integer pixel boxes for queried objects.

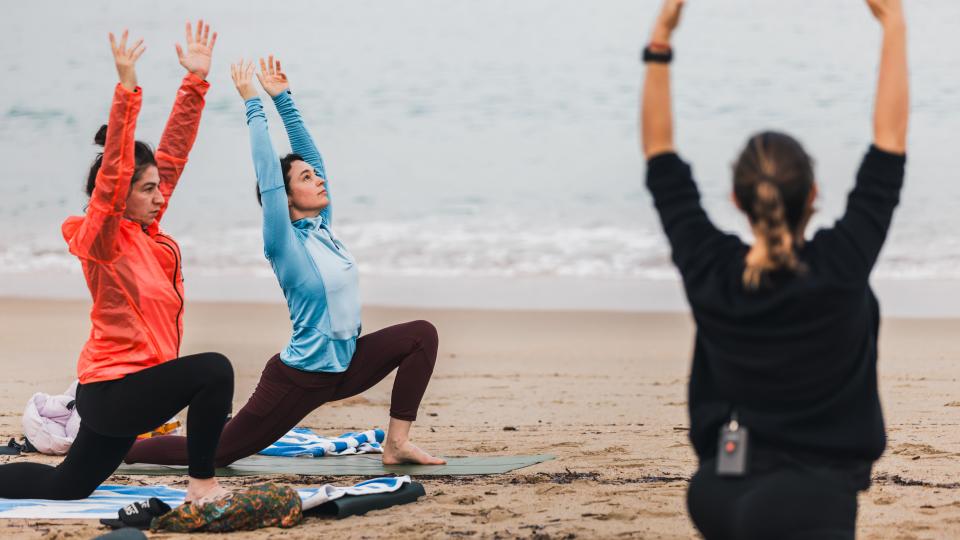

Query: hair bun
[93,124,108,146]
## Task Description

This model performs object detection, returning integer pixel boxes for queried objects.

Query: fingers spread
[185,21,193,44]
[209,32,218,51]
[132,44,146,61]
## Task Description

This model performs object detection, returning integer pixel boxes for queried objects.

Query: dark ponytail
[85,124,157,197]
[733,132,814,290]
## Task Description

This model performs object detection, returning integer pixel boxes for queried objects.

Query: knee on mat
[57,480,99,501]
[410,320,439,356]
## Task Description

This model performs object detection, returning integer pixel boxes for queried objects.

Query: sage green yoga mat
[117,454,554,477]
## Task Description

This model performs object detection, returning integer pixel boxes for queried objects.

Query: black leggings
[687,458,861,540]
[0,352,233,500]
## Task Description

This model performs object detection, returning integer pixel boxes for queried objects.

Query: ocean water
[1,1,959,306]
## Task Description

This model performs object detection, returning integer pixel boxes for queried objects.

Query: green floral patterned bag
[151,483,302,532]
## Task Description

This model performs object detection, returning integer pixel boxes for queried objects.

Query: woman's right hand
[256,56,290,97]
[109,30,145,92]
[230,60,258,101]
[651,0,686,44]
[865,0,905,27]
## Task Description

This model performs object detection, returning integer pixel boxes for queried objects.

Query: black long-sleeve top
[646,146,906,467]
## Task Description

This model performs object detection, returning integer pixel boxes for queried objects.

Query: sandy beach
[0,298,958,539]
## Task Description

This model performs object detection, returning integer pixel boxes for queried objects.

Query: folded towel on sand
[0,477,411,520]
[260,427,384,457]
[300,475,410,510]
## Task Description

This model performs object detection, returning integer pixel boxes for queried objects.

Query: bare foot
[382,439,446,465]
[185,478,231,505]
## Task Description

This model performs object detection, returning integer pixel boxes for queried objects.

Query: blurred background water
[0,1,958,308]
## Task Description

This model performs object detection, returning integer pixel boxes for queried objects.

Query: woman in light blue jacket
[126,57,444,467]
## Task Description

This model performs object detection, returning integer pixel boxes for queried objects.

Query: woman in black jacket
[640,1,908,538]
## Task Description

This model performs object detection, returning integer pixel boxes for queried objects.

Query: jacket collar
[292,214,324,231]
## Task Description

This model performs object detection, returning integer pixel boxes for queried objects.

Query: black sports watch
[642,46,673,64]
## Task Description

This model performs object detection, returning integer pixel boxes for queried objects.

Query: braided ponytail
[733,132,814,290]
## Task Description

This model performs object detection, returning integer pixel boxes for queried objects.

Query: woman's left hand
[176,19,217,80]
[256,56,290,97]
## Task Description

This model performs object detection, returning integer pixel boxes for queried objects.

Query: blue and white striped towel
[0,485,186,519]
[0,477,410,519]
[259,427,385,458]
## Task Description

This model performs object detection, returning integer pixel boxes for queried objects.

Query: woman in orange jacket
[0,22,233,504]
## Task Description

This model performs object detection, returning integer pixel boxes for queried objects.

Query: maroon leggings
[124,320,438,468]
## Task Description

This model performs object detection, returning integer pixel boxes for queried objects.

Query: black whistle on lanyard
[716,412,749,477]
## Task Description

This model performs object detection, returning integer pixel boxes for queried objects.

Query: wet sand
[0,299,958,539]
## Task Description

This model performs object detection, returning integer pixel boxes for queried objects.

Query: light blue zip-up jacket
[245,91,361,372]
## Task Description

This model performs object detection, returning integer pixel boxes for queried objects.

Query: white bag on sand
[22,380,81,455]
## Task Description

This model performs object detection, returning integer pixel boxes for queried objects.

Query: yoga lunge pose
[125,57,444,468]
[0,23,233,504]
[641,0,908,538]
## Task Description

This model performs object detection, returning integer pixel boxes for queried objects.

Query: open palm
[256,56,290,97]
[109,29,145,91]
[231,60,258,101]
[176,19,217,80]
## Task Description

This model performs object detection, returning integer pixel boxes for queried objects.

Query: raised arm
[232,60,303,281]
[641,1,731,279]
[67,31,145,262]
[867,0,908,154]
[821,1,909,280]
[641,0,685,159]
[151,20,216,230]
[257,57,332,223]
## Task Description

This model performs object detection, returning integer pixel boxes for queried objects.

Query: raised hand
[256,56,290,97]
[176,19,218,80]
[109,30,145,92]
[652,0,686,43]
[865,0,904,27]
[230,60,258,101]
[868,0,908,153]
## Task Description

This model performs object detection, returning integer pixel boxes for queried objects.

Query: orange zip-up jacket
[62,73,209,384]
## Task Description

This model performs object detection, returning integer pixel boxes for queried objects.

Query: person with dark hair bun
[0,22,235,505]
[86,124,157,200]
[125,56,445,470]
[641,0,908,537]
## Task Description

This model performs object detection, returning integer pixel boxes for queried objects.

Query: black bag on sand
[307,481,426,519]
